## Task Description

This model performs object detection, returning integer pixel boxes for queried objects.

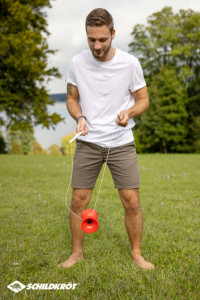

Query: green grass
[0,154,200,300]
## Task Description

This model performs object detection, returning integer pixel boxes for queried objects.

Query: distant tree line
[0,129,76,155]
[129,6,200,153]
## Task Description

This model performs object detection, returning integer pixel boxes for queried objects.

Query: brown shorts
[71,140,140,189]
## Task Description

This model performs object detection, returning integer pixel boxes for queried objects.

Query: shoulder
[70,49,91,65]
[117,49,139,66]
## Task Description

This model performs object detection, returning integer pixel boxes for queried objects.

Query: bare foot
[132,254,155,270]
[58,253,84,269]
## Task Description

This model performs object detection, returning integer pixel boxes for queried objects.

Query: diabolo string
[65,131,114,220]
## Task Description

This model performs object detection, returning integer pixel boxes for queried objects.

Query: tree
[6,128,35,154]
[30,141,47,155]
[135,67,188,153]
[129,7,200,152]
[0,0,63,130]
[18,129,35,154]
[61,133,76,155]
[48,144,62,155]
[0,130,7,153]
[9,141,23,154]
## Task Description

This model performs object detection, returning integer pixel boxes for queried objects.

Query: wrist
[126,107,135,119]
[125,108,132,119]
[76,115,86,123]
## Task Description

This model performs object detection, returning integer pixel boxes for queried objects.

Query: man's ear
[112,29,115,40]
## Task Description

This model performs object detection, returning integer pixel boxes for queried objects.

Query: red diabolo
[81,209,99,234]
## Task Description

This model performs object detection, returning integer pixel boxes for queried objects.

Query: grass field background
[0,154,199,299]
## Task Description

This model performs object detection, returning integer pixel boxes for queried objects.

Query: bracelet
[76,115,86,124]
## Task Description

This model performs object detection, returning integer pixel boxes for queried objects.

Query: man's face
[86,25,115,61]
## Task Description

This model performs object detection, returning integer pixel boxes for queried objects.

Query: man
[58,8,155,270]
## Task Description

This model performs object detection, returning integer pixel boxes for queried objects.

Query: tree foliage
[129,7,200,152]
[0,0,63,130]
[9,141,23,154]
[48,144,62,155]
[0,130,7,153]
[61,133,76,155]
[6,128,35,154]
[30,140,47,155]
[135,67,188,153]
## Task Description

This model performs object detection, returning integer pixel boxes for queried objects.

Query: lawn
[0,154,199,299]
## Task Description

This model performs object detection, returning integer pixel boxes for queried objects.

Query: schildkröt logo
[7,281,26,293]
[7,281,79,293]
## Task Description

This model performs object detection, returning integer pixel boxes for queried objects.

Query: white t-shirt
[67,48,146,147]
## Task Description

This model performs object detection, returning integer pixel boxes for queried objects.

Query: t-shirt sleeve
[66,58,77,86]
[130,60,146,92]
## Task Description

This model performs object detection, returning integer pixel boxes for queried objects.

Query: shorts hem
[114,185,141,189]
[71,184,95,189]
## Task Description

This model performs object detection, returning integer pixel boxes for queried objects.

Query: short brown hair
[85,8,114,34]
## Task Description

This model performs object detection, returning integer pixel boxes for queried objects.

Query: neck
[106,47,116,61]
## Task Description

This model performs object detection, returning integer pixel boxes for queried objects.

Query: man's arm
[128,86,149,118]
[66,83,81,120]
[66,83,88,135]
[115,86,149,127]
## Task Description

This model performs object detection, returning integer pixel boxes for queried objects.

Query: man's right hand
[77,118,88,136]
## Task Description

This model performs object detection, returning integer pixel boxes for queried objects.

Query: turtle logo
[7,281,26,293]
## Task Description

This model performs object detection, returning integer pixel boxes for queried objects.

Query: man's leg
[118,188,155,270]
[58,188,93,268]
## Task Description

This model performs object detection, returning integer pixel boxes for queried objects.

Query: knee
[122,197,141,214]
[71,197,83,212]
[71,193,89,212]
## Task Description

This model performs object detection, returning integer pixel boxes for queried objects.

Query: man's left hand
[115,110,129,127]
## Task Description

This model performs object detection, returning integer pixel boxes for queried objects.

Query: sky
[46,0,200,94]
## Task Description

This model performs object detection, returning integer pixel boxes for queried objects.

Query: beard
[90,41,112,61]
